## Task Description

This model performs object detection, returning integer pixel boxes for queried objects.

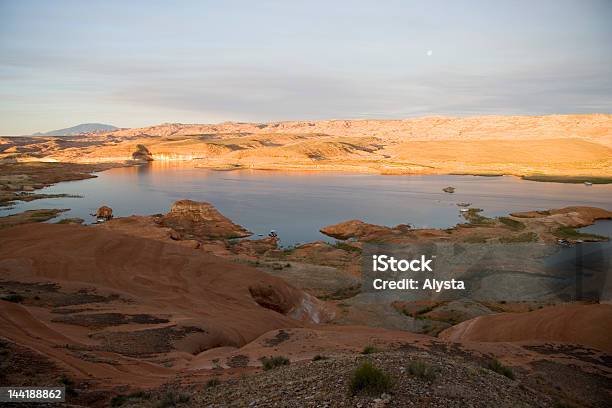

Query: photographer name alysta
[371,254,465,292]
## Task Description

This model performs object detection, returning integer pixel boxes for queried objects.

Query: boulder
[96,206,113,220]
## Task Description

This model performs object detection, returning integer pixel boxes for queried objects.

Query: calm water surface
[3,162,611,246]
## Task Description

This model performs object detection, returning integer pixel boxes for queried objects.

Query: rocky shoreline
[0,199,610,407]
[0,161,125,209]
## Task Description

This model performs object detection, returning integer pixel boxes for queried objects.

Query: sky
[0,0,611,135]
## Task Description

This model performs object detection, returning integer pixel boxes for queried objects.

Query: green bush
[498,217,525,231]
[261,356,290,370]
[487,359,515,380]
[361,345,378,355]
[407,360,437,381]
[349,361,392,395]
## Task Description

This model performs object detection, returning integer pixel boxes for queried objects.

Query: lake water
[2,162,611,246]
[580,219,612,239]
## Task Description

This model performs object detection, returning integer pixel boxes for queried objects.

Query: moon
[426,50,433,57]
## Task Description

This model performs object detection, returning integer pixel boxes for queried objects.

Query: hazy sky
[1,0,611,134]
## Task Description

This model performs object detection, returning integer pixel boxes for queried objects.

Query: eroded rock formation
[132,144,153,161]
[160,199,251,240]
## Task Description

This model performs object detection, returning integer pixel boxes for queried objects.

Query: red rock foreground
[440,303,612,352]
[0,203,611,407]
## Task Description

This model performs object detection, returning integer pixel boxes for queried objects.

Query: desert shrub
[30,210,60,222]
[206,378,221,388]
[58,375,77,396]
[155,390,190,408]
[110,391,150,407]
[464,235,488,243]
[463,208,494,225]
[129,391,149,399]
[110,395,129,407]
[2,294,24,303]
[499,232,539,243]
[55,218,83,225]
[498,217,526,231]
[361,345,378,355]
[349,361,392,395]
[281,247,295,255]
[487,358,515,379]
[333,241,362,253]
[553,226,606,241]
[407,360,437,381]
[261,356,290,370]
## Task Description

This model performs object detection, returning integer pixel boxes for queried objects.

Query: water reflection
[2,162,612,246]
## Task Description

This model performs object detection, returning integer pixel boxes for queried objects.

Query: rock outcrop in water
[95,205,113,220]
[132,144,153,162]
[160,199,251,240]
[320,220,409,240]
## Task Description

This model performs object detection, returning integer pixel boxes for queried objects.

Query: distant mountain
[32,123,118,136]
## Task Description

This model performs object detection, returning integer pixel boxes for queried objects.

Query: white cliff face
[152,153,202,161]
